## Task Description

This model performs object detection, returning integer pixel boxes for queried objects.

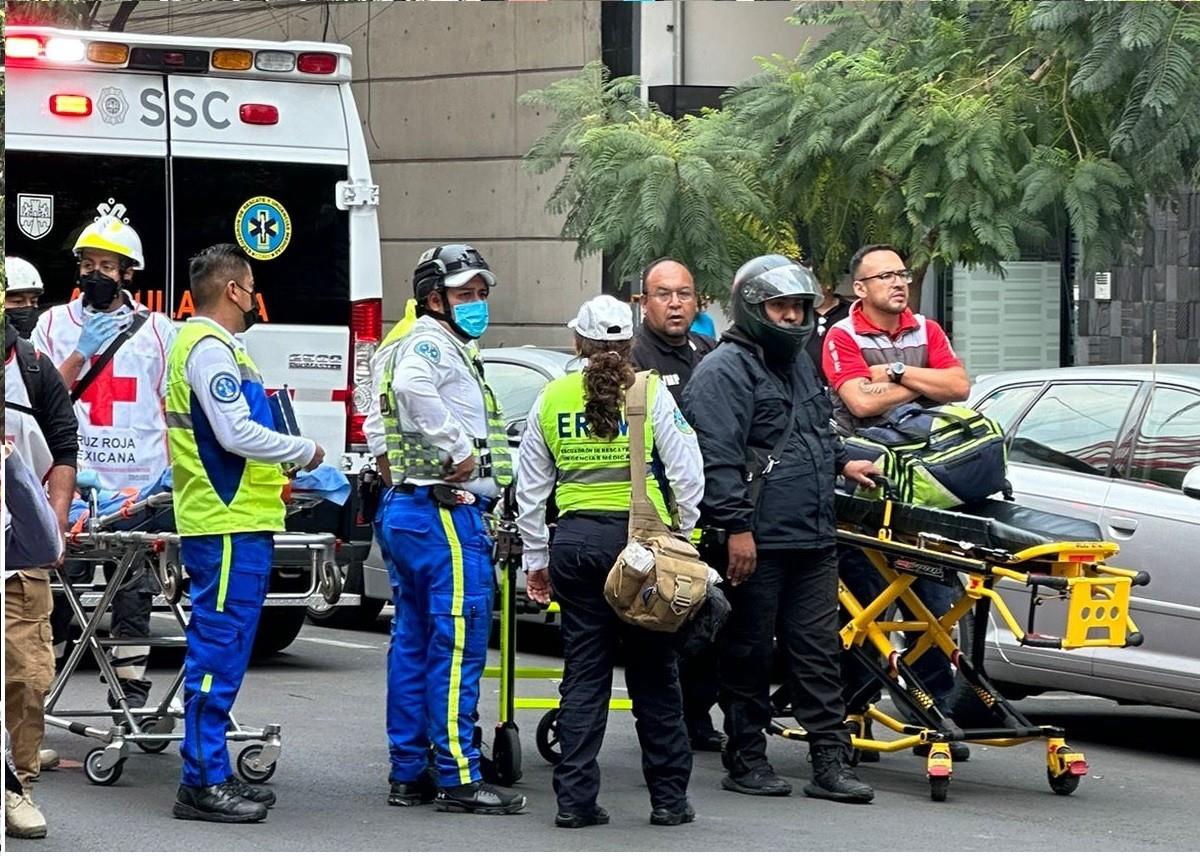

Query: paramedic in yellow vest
[370,244,525,816]
[516,295,705,829]
[165,244,324,824]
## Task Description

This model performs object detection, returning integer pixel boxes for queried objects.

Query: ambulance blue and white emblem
[236,196,292,261]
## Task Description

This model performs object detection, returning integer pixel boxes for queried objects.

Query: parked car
[967,365,1200,712]
[312,346,575,628]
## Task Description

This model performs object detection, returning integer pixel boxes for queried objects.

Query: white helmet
[73,215,145,270]
[4,256,45,294]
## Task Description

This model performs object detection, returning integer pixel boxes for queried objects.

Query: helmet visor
[739,264,819,305]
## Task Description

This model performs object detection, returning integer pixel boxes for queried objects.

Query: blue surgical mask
[452,300,490,340]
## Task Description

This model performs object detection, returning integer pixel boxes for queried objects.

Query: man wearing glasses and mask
[821,243,972,764]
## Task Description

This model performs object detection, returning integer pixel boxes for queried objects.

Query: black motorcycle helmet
[412,243,496,304]
[731,254,820,363]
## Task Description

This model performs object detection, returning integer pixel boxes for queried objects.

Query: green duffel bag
[843,403,1008,509]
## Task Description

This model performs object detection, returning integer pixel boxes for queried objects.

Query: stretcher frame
[47,491,343,786]
[768,489,1149,802]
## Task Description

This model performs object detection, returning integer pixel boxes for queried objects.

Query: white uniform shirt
[182,317,316,466]
[32,294,176,490]
[515,378,705,573]
[369,316,497,498]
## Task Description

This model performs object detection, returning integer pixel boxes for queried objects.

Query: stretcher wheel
[491,722,522,786]
[1048,769,1081,796]
[319,561,343,605]
[929,776,949,802]
[84,747,125,786]
[137,716,172,754]
[159,561,183,605]
[236,744,277,784]
[535,709,562,765]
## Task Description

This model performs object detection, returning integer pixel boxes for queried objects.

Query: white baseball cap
[567,295,633,341]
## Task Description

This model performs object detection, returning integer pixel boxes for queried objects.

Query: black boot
[173,783,268,823]
[650,802,696,826]
[434,781,526,815]
[224,776,276,808]
[389,770,437,807]
[721,763,792,797]
[804,743,874,804]
[555,804,610,829]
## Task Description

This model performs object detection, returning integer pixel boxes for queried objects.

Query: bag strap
[886,406,979,443]
[71,312,149,403]
[747,399,796,508]
[626,370,670,538]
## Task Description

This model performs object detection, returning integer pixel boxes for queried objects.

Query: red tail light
[239,103,279,125]
[347,299,382,447]
[6,35,43,59]
[297,52,337,74]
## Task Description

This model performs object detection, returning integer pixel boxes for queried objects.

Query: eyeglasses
[645,288,696,304]
[858,269,914,285]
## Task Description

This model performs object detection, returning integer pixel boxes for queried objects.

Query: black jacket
[682,330,846,550]
[630,325,717,403]
[4,323,80,470]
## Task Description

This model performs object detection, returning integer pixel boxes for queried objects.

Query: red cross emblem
[77,360,139,427]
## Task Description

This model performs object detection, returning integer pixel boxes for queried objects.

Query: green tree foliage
[521,0,1200,302]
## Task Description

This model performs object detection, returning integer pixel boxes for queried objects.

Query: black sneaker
[650,802,696,826]
[804,744,875,804]
[914,741,971,762]
[224,776,276,808]
[389,771,438,807]
[172,783,268,823]
[721,765,792,797]
[435,781,526,815]
[555,804,610,828]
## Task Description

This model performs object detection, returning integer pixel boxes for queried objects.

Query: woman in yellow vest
[516,295,705,829]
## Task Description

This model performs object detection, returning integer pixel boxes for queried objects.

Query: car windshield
[485,361,555,423]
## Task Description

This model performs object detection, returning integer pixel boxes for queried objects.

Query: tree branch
[1062,62,1085,161]
[1028,49,1058,83]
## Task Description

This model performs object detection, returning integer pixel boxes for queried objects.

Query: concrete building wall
[119,0,603,347]
[639,1,832,90]
[1076,193,1200,366]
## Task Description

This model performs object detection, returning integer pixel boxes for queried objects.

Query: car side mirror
[1183,466,1200,500]
[506,419,527,444]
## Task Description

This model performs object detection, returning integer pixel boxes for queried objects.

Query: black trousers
[679,648,720,736]
[548,515,692,814]
[719,546,849,774]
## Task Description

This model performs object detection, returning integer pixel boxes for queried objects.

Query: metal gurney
[770,482,1150,801]
[48,487,343,787]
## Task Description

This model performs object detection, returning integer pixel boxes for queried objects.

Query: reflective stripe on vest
[538,372,670,523]
[165,322,287,536]
[379,331,511,487]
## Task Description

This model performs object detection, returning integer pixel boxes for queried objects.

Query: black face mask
[80,270,121,310]
[7,306,38,339]
[234,283,261,331]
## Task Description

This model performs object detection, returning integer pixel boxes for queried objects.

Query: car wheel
[252,606,308,657]
[306,562,387,629]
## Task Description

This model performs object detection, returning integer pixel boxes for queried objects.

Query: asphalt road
[12,613,1200,851]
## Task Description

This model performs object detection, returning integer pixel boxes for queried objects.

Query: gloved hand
[76,311,121,359]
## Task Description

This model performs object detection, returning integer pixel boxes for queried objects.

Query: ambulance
[4,26,383,651]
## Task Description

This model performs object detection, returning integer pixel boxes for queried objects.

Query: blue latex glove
[292,464,352,506]
[76,311,121,359]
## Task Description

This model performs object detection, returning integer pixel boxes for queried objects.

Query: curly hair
[577,335,635,441]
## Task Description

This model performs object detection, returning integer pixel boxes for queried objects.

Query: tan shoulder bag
[602,371,709,633]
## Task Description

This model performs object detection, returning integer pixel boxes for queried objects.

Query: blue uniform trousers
[179,532,273,787]
[376,488,493,788]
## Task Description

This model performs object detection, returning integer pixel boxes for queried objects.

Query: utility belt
[391,482,496,512]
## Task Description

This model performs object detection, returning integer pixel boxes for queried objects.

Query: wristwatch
[886,361,906,384]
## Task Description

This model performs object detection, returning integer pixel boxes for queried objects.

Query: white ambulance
[5,26,384,651]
